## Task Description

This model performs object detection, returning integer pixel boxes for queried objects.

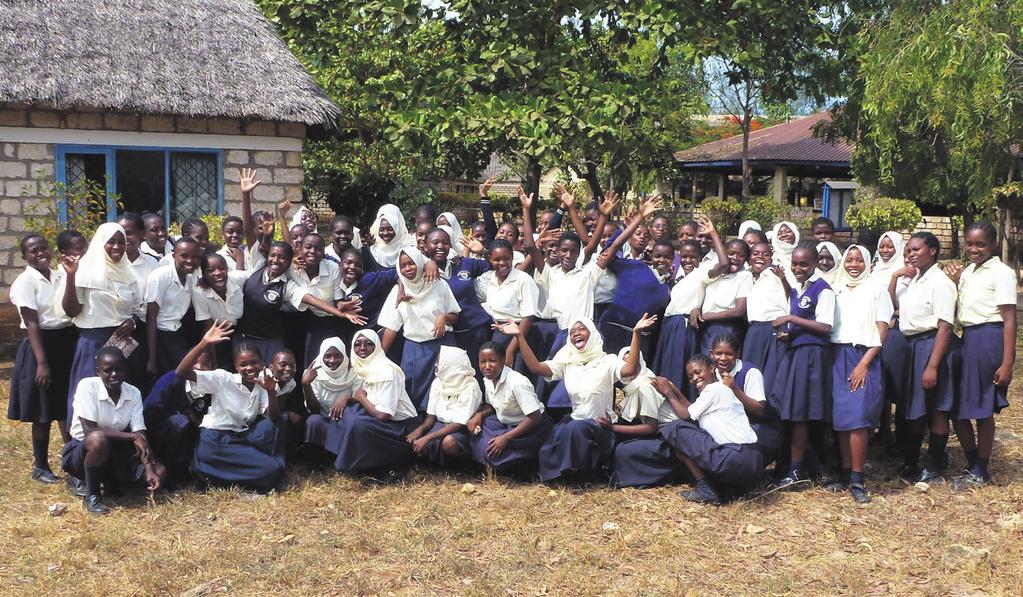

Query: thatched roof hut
[0,0,339,130]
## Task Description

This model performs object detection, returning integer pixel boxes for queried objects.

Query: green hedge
[845,196,922,233]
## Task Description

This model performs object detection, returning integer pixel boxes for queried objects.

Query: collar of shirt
[800,271,822,292]
[98,387,137,409]
[25,265,54,285]
[263,269,288,285]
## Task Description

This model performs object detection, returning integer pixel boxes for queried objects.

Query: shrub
[738,196,785,230]
[845,195,922,233]
[699,198,742,233]
[25,178,122,261]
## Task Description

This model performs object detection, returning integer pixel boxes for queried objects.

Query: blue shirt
[600,257,671,328]
[442,257,492,331]
[344,269,399,330]
[143,371,207,427]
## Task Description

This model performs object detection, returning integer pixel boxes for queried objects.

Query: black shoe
[776,469,810,492]
[849,482,871,504]
[31,467,59,484]
[824,477,848,493]
[898,465,921,486]
[917,467,946,484]
[65,475,87,497]
[950,472,991,491]
[83,494,110,516]
[681,482,721,504]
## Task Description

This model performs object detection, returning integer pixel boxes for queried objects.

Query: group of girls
[7,169,1016,514]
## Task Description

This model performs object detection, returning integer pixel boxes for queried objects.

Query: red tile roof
[674,112,851,165]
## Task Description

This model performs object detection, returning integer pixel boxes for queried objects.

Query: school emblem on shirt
[348,293,363,303]
[798,295,812,309]
[264,289,282,304]
[457,270,471,280]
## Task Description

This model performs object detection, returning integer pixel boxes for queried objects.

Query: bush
[25,179,121,260]
[699,198,742,233]
[845,195,922,233]
[739,196,785,230]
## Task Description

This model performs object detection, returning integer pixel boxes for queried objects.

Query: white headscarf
[370,204,414,268]
[816,241,843,286]
[395,247,433,302]
[836,245,872,289]
[351,329,403,384]
[616,346,662,422]
[870,231,904,281]
[290,206,316,230]
[431,345,482,404]
[76,222,134,289]
[738,220,762,238]
[550,317,605,367]
[437,212,464,248]
[310,337,360,397]
[771,221,800,270]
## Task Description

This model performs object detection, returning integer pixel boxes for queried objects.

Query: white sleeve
[512,377,543,416]
[192,289,211,321]
[9,273,38,310]
[585,260,603,284]
[329,265,344,302]
[933,280,956,325]
[373,378,400,416]
[144,269,168,305]
[994,264,1018,306]
[128,387,147,432]
[736,272,754,299]
[425,383,440,417]
[686,390,715,421]
[874,286,894,324]
[742,368,766,402]
[815,288,836,327]
[518,277,539,319]
[284,281,310,310]
[544,360,566,382]
[376,288,404,332]
[441,283,462,314]
[72,379,99,424]
[474,276,488,304]
[193,369,228,396]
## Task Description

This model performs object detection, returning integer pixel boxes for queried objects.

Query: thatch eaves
[0,0,339,131]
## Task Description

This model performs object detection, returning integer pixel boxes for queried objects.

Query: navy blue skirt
[147,413,198,476]
[660,420,764,486]
[420,420,471,467]
[698,320,746,356]
[831,344,883,431]
[192,416,287,493]
[742,321,786,390]
[61,437,145,483]
[234,334,284,368]
[324,403,420,473]
[155,328,192,374]
[651,315,697,399]
[611,436,685,489]
[750,418,783,464]
[470,413,553,472]
[538,417,613,482]
[304,413,332,447]
[899,331,956,421]
[768,343,832,422]
[402,335,457,411]
[7,327,75,424]
[881,327,908,405]
[956,323,1009,420]
[536,328,568,404]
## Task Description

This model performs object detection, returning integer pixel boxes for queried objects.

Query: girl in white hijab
[322,329,420,476]
[771,221,800,271]
[495,313,655,484]
[300,337,362,457]
[816,241,843,286]
[737,220,762,238]
[828,245,893,503]
[62,223,144,423]
[378,247,461,410]
[405,346,483,466]
[869,231,905,284]
[369,204,414,269]
[436,212,464,249]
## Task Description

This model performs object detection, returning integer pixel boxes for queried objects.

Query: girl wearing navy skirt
[288,233,360,366]
[379,248,461,410]
[367,203,416,271]
[300,337,362,462]
[657,354,761,504]
[496,314,655,484]
[693,239,753,354]
[893,232,957,484]
[610,346,681,489]
[946,222,1016,489]
[178,321,287,493]
[405,346,483,467]
[768,243,835,489]
[8,234,75,483]
[828,245,892,503]
[144,237,201,377]
[468,342,552,475]
[62,223,144,426]
[476,239,540,369]
[816,241,843,286]
[771,221,800,271]
[875,232,908,443]
[324,329,421,481]
[743,241,791,390]
[652,224,727,396]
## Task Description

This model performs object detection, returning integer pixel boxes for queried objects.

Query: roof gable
[675,112,850,165]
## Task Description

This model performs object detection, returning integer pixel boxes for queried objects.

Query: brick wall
[0,104,308,300]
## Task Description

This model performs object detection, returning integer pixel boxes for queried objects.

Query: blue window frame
[54,145,223,227]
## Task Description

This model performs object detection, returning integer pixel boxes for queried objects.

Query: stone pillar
[717,174,726,200]
[773,166,787,203]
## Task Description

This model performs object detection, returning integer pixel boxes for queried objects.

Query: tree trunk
[582,158,603,205]
[525,156,542,223]
[741,109,752,200]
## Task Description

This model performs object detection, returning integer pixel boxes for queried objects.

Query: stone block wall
[0,103,309,301]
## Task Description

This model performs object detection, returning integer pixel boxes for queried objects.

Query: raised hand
[60,253,80,274]
[554,183,575,209]
[239,168,262,194]
[203,320,235,345]
[517,185,535,211]
[639,195,663,218]
[492,321,521,336]
[301,364,320,386]
[697,214,715,234]
[633,312,658,332]
[459,236,486,256]
[479,175,498,198]
[599,191,621,216]
[344,312,368,326]
[944,260,964,284]
[277,199,291,219]
[537,228,562,246]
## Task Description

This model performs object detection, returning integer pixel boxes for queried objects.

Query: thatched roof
[0,0,339,130]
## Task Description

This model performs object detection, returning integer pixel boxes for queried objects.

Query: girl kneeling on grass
[322,330,421,483]
[406,346,483,468]
[63,347,166,515]
[467,342,552,476]
[496,314,655,485]
[177,321,287,494]
[300,338,362,464]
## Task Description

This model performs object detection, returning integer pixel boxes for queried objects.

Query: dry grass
[2,354,1023,596]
